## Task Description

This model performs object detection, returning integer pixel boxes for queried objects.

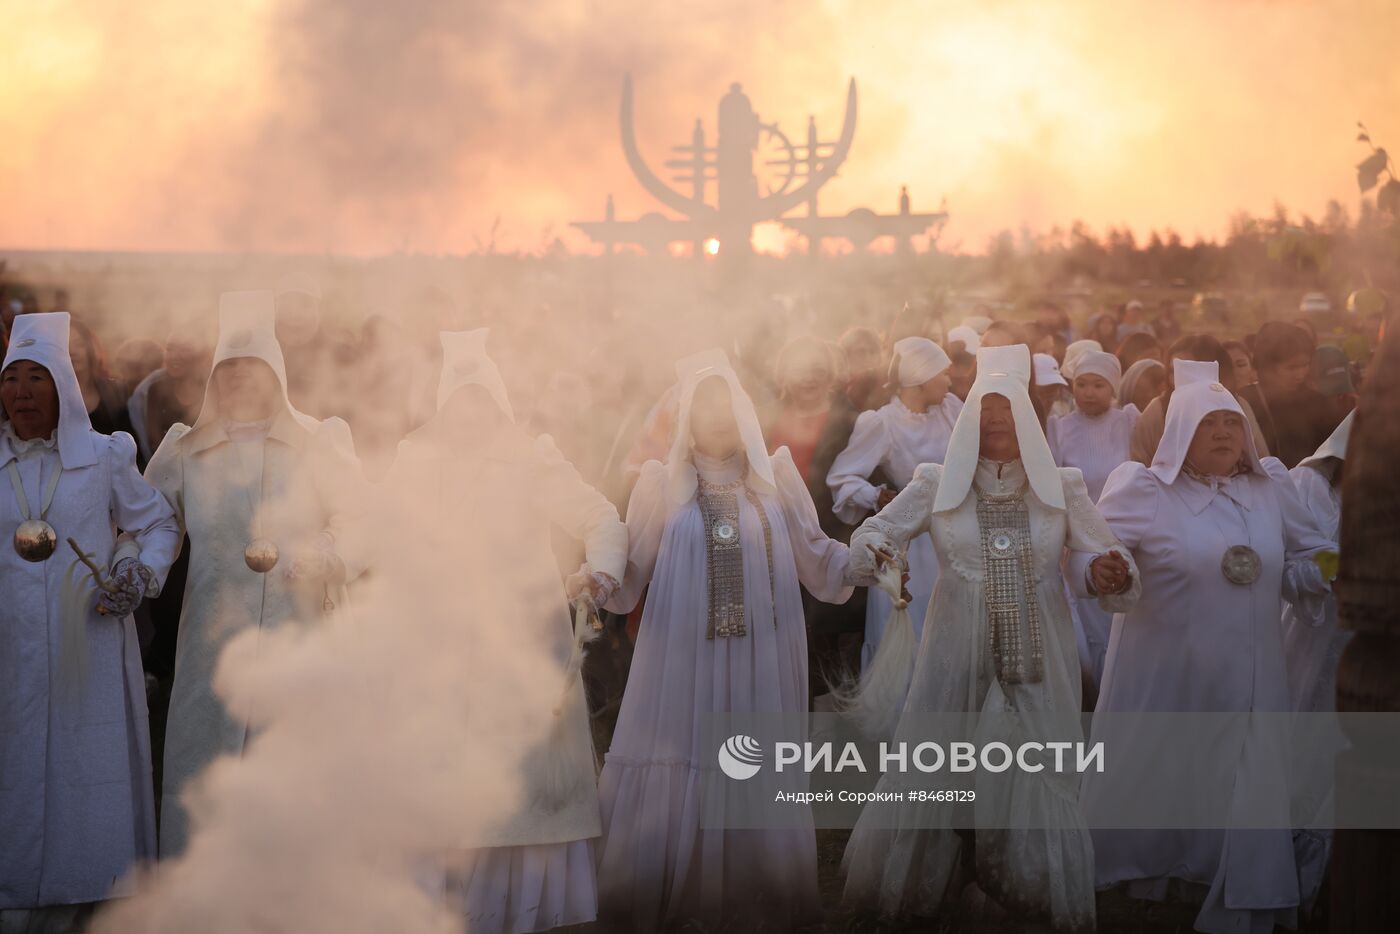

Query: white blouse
[826,394,962,525]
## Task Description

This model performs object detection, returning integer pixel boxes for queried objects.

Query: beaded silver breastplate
[698,477,775,639]
[975,483,1044,685]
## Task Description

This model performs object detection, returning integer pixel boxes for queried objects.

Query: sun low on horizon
[2,0,1397,257]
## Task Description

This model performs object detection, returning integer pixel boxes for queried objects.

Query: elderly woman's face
[2,360,60,441]
[1185,409,1247,477]
[690,376,741,457]
[979,393,1020,460]
[214,357,280,420]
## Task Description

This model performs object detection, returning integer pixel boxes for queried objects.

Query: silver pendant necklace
[8,457,63,562]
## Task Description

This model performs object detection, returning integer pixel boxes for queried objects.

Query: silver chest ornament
[1221,544,1262,585]
[712,520,738,545]
[14,518,58,562]
[245,538,280,573]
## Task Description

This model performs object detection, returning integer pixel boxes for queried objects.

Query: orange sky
[2,0,1397,256]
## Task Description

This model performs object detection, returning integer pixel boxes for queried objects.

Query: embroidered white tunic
[841,458,1136,933]
[826,394,962,668]
[595,448,851,931]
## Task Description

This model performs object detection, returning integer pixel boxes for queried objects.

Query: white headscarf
[1151,363,1263,485]
[946,325,981,354]
[1,312,97,468]
[891,336,951,388]
[437,329,514,421]
[1071,350,1122,394]
[961,315,994,335]
[666,348,774,505]
[1061,339,1102,380]
[1298,409,1353,472]
[1119,358,1163,405]
[193,291,319,432]
[933,344,1065,513]
[1033,353,1068,387]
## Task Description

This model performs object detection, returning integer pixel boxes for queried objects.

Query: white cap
[1033,353,1068,387]
[961,315,994,335]
[946,325,981,354]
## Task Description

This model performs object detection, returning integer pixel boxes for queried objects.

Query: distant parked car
[1300,291,1332,315]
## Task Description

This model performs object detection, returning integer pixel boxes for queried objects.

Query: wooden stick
[66,537,120,594]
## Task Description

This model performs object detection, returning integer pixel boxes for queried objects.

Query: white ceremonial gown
[380,425,626,934]
[1047,405,1139,686]
[1280,413,1349,713]
[827,394,962,671]
[1,427,180,909]
[2,312,182,911]
[1075,458,1335,934]
[595,448,852,931]
[841,459,1136,933]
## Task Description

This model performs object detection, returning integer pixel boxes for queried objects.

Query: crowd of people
[0,275,1376,933]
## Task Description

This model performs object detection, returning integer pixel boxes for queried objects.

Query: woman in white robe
[145,291,368,857]
[595,349,852,931]
[1075,363,1335,934]
[841,344,1137,932]
[1,313,180,918]
[826,336,961,671]
[1281,410,1351,712]
[370,329,627,934]
[1047,350,1139,688]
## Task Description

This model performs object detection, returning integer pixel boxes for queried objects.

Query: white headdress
[1298,409,1354,473]
[933,344,1065,513]
[1151,361,1263,485]
[193,291,319,432]
[437,329,514,421]
[1,312,97,467]
[1061,339,1102,380]
[891,337,952,388]
[666,349,774,505]
[961,315,994,335]
[1071,351,1123,394]
[1172,357,1219,389]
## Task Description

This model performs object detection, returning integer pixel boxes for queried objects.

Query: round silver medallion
[713,521,737,545]
[14,519,58,562]
[245,538,280,573]
[1221,545,1262,585]
[990,530,1015,556]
